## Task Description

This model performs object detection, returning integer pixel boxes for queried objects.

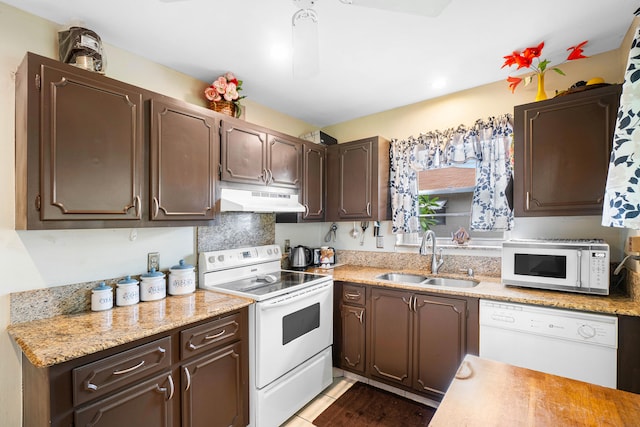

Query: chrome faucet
[420,230,444,274]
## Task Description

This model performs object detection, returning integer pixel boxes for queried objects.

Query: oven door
[255,280,333,388]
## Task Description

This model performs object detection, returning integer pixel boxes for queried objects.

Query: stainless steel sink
[422,277,479,288]
[375,272,479,288]
[375,272,429,283]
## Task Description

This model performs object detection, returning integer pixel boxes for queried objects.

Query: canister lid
[93,281,111,291]
[171,259,194,270]
[141,267,165,278]
[117,275,138,286]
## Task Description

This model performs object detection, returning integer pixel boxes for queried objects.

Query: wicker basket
[209,100,236,117]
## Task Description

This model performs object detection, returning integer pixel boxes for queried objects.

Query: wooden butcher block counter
[430,355,640,427]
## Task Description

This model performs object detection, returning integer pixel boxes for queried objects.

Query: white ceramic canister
[91,282,113,311]
[116,275,140,306]
[140,267,166,302]
[168,259,196,295]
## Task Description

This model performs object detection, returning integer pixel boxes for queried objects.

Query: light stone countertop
[308,265,640,317]
[7,290,253,368]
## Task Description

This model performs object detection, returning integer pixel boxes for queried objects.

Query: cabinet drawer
[181,312,241,360]
[342,284,366,305]
[73,336,172,406]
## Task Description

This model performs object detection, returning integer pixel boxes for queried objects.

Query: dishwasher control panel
[479,300,618,347]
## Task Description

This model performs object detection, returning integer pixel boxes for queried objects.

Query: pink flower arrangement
[204,72,245,116]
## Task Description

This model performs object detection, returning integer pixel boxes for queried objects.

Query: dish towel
[602,24,640,228]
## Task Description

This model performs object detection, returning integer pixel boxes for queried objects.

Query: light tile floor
[282,369,439,426]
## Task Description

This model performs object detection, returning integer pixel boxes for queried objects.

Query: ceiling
[3,0,638,127]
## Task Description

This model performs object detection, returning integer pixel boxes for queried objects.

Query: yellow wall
[323,49,626,143]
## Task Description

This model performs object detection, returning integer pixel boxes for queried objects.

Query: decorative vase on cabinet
[535,73,547,101]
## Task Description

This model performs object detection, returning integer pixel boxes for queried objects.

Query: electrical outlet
[148,252,160,272]
[376,236,384,249]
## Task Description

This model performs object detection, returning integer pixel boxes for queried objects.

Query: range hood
[219,188,305,213]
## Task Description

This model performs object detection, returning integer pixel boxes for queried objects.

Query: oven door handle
[260,282,332,311]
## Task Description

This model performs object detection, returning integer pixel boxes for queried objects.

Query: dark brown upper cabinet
[15,52,221,229]
[326,136,390,221]
[220,118,302,189]
[15,52,144,229]
[513,84,622,217]
[150,98,218,221]
[300,141,326,221]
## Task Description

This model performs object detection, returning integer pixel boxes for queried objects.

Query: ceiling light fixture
[292,0,319,79]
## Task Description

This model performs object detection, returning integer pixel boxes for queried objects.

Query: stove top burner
[206,270,329,301]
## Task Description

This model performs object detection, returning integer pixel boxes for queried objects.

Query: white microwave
[501,239,610,295]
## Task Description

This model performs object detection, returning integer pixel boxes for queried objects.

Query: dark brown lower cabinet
[340,304,366,374]
[21,309,248,427]
[368,287,475,398]
[74,372,174,426]
[413,294,467,396]
[368,288,413,387]
[334,282,478,401]
[181,342,245,427]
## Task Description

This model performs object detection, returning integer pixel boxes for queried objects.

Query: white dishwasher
[479,299,618,388]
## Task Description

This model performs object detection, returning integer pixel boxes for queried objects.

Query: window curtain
[390,137,419,233]
[602,24,640,228]
[389,114,513,234]
[468,116,514,231]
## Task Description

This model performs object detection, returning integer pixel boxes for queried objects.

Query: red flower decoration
[501,40,589,93]
[567,40,588,60]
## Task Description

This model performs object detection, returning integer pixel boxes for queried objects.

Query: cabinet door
[337,139,373,219]
[413,294,466,396]
[340,304,366,374]
[514,85,621,216]
[74,372,174,427]
[368,287,413,387]
[220,120,268,184]
[301,142,325,221]
[181,342,247,427]
[39,64,143,221]
[150,99,218,221]
[267,134,301,188]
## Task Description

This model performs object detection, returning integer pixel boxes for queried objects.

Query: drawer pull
[112,360,145,375]
[355,310,364,324]
[157,375,175,401]
[183,367,192,392]
[188,329,226,350]
[345,292,361,300]
[205,329,226,340]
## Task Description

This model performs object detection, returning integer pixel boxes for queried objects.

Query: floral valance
[390,114,514,234]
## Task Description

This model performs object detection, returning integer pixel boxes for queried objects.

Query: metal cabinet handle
[345,292,361,300]
[366,202,371,216]
[133,195,141,217]
[402,296,412,308]
[262,168,268,183]
[152,197,159,218]
[304,204,309,216]
[526,191,530,210]
[205,329,226,340]
[112,360,145,375]
[157,375,175,401]
[268,169,274,185]
[183,367,192,392]
[187,329,226,350]
[413,296,417,312]
[355,309,364,324]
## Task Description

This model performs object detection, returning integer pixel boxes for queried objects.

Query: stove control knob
[267,248,272,255]
[274,247,279,254]
[208,256,215,263]
[218,255,225,263]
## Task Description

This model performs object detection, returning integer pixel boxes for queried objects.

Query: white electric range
[199,245,333,427]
